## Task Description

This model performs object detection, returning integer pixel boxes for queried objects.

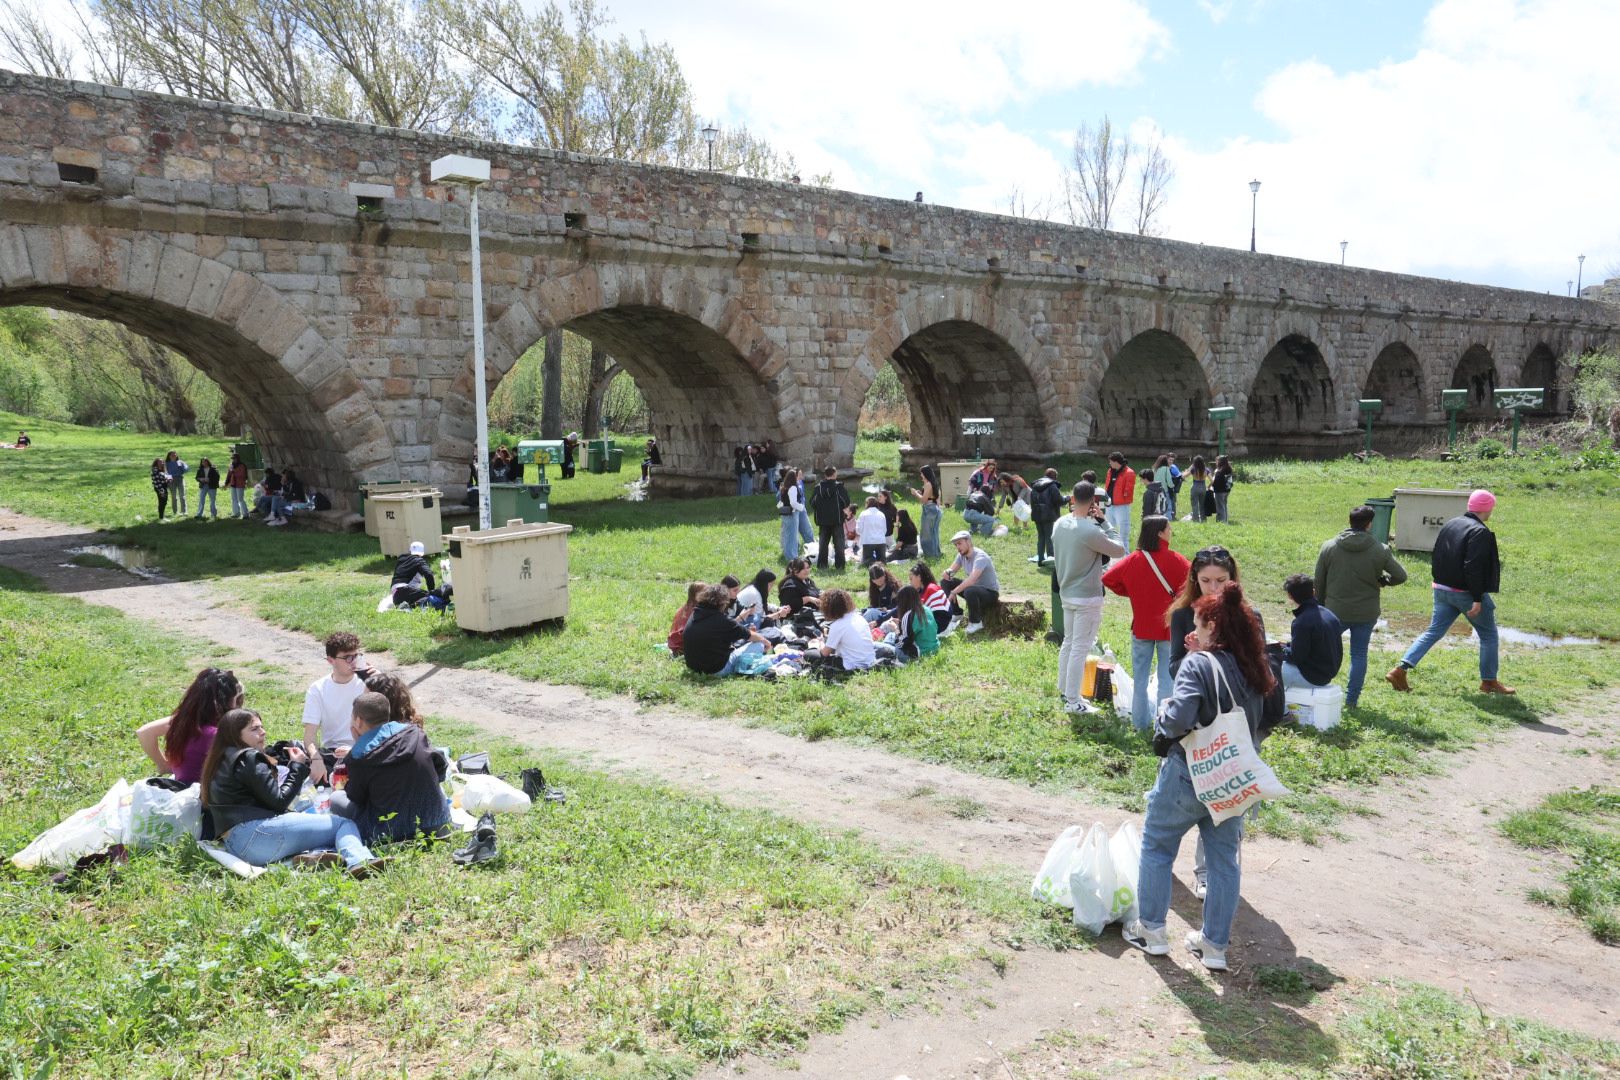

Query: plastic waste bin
[607,447,624,473]
[1364,497,1396,545]
[360,482,439,537]
[1285,685,1344,730]
[489,482,550,524]
[938,461,978,510]
[443,519,574,632]
[586,441,606,474]
[1042,561,1063,643]
[373,490,444,557]
[1392,488,1471,552]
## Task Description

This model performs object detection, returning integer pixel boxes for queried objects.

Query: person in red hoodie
[1103,452,1137,552]
[1102,515,1190,733]
[667,581,705,657]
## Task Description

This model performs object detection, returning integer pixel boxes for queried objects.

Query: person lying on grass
[329,691,450,844]
[202,708,387,877]
[684,584,769,677]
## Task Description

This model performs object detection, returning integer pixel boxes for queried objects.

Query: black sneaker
[521,767,567,804]
[452,813,499,866]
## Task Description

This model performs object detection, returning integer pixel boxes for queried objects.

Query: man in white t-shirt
[303,630,369,784]
[856,496,889,565]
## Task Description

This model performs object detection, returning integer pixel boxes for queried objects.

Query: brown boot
[1479,680,1517,695]
[1385,665,1411,692]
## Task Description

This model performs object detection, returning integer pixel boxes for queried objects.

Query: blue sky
[606,0,1616,295]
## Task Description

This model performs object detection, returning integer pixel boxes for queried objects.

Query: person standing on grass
[857,496,889,565]
[203,708,387,877]
[302,631,369,786]
[1104,453,1136,551]
[943,530,1000,635]
[778,468,805,561]
[810,467,850,571]
[1314,506,1407,708]
[1279,574,1343,690]
[1211,456,1235,524]
[1052,481,1126,714]
[225,453,249,519]
[793,468,815,552]
[137,667,244,786]
[876,488,899,546]
[909,464,944,559]
[165,451,189,516]
[1165,453,1184,521]
[1387,489,1514,696]
[1102,516,1191,733]
[150,458,171,520]
[1187,456,1210,523]
[194,457,220,519]
[1125,582,1274,973]
[1028,468,1065,565]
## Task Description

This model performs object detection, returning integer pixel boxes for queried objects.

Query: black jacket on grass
[1429,512,1500,602]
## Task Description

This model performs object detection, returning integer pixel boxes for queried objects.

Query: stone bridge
[2,71,1615,502]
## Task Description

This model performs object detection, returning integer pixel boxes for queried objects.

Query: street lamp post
[1340,240,1347,265]
[1577,254,1586,296]
[1248,179,1261,252]
[702,123,718,171]
[1568,281,1574,297]
[431,153,493,531]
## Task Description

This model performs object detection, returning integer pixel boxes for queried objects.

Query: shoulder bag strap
[1144,551,1175,595]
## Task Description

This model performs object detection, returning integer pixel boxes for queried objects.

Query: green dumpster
[232,442,263,469]
[1365,497,1396,545]
[489,482,551,524]
[606,447,624,473]
[586,439,606,474]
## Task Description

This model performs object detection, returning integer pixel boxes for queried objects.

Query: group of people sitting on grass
[144,451,326,524]
[135,632,454,875]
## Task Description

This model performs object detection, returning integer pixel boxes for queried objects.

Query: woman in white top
[778,468,805,561]
[819,589,885,670]
[736,568,789,625]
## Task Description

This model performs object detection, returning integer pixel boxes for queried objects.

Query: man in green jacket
[1314,505,1407,708]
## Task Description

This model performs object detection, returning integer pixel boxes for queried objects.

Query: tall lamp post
[1577,254,1586,296]
[1340,240,1347,265]
[1248,179,1261,252]
[431,153,493,531]
[702,123,718,171]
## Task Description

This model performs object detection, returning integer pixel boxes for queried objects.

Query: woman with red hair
[1124,582,1276,973]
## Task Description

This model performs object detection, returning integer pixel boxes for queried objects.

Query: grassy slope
[2,412,1617,837]
[0,567,1074,1078]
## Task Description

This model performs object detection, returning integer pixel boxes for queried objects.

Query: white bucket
[1286,684,1344,731]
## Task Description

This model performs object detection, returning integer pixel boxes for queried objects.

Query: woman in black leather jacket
[202,709,385,877]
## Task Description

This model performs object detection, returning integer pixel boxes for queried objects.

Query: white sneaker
[1063,698,1096,715]
[268,516,287,527]
[1192,870,1207,900]
[964,622,984,635]
[1185,930,1228,971]
[1122,920,1169,956]
[937,625,954,638]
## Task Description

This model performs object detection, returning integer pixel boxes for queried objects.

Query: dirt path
[3,508,1616,1078]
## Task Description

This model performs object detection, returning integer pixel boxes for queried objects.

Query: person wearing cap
[387,541,451,609]
[1387,489,1513,695]
[942,530,999,634]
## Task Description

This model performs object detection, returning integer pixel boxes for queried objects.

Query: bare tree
[1064,118,1131,230]
[1132,139,1174,236]
[0,0,76,78]
[581,341,621,438]
[1003,185,1054,220]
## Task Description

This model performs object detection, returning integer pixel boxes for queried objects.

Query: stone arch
[1362,342,1427,424]
[1246,332,1338,440]
[1450,343,1497,422]
[1520,342,1563,415]
[1081,302,1220,449]
[0,224,395,500]
[464,265,795,488]
[1090,329,1214,449]
[837,286,1058,464]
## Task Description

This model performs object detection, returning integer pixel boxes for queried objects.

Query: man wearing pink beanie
[1387,489,1513,695]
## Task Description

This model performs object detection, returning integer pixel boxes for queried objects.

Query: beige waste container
[361,482,438,537]
[1392,488,1471,552]
[373,490,444,557]
[938,461,979,509]
[444,519,574,632]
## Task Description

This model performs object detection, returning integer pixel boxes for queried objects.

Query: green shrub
[859,423,905,442]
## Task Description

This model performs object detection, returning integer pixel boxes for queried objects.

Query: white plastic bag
[1030,824,1089,906]
[1106,820,1142,925]
[1111,665,1134,711]
[129,781,202,849]
[457,774,531,815]
[1012,498,1032,523]
[991,523,1010,538]
[1068,824,1118,935]
[10,780,133,870]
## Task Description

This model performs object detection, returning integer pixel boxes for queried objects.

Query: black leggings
[1035,520,1055,562]
[156,489,168,519]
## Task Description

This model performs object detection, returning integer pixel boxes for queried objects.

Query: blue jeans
[1164,491,1177,520]
[796,508,814,545]
[223,813,375,868]
[230,487,247,517]
[765,467,779,494]
[1130,637,1172,733]
[920,501,943,557]
[780,513,800,560]
[962,508,995,536]
[196,488,217,516]
[736,473,754,497]
[1137,752,1243,949]
[1214,492,1229,523]
[1402,590,1498,680]
[1342,620,1374,706]
[1190,481,1207,522]
[717,640,764,677]
[1105,505,1132,552]
[1280,662,1324,690]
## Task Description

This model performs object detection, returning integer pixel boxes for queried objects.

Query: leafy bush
[1471,437,1507,459]
[1572,350,1620,428]
[859,423,904,441]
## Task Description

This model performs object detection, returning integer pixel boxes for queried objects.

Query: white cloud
[1158,0,1620,291]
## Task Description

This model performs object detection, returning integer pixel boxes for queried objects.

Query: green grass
[0,565,1081,1078]
[2,410,1618,837]
[1500,786,1620,944]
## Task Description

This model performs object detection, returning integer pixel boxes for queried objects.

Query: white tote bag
[1180,655,1289,824]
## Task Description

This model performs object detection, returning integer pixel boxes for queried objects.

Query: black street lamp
[1248,179,1261,252]
[702,124,718,171]
[1577,254,1586,296]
